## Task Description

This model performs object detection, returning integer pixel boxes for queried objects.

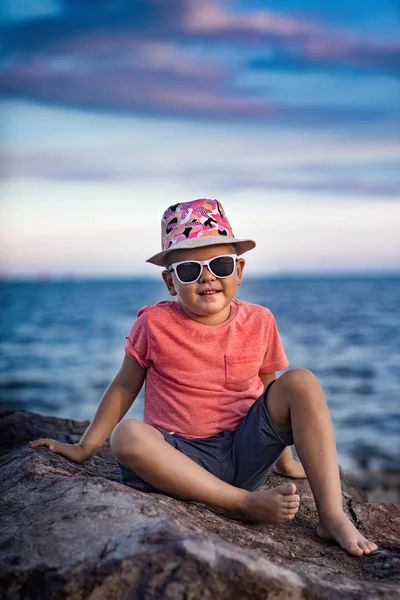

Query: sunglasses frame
[167,253,238,284]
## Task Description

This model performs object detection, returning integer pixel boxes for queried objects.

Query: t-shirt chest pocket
[224,354,260,392]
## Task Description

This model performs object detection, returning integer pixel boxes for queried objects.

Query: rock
[0,409,399,600]
[344,468,400,504]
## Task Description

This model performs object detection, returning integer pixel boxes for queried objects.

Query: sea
[1,276,399,474]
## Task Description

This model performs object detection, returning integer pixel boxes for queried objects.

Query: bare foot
[317,512,378,556]
[273,459,307,479]
[239,483,300,524]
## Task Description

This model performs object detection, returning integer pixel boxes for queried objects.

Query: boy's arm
[259,371,307,479]
[29,355,146,463]
[78,355,146,458]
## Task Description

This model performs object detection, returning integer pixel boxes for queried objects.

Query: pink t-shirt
[125,299,289,438]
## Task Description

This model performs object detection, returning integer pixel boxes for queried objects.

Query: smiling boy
[29,199,377,556]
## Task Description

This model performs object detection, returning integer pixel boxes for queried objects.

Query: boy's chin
[178,299,230,318]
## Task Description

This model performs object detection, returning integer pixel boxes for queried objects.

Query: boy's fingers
[29,439,45,447]
[29,439,56,449]
[27,441,86,464]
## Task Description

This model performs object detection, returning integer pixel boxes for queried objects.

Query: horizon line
[1,270,400,283]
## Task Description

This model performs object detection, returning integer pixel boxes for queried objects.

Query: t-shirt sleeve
[124,307,151,368]
[259,310,289,373]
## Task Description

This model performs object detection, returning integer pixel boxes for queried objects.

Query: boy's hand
[28,439,92,464]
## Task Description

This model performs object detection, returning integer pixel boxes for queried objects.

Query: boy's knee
[279,368,322,396]
[110,418,143,457]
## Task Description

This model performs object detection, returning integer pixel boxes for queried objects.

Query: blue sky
[0,0,399,276]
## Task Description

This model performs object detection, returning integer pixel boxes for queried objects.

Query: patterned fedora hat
[146,199,256,266]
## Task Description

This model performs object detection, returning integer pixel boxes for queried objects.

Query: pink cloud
[180,0,400,70]
[1,35,280,119]
[182,1,316,40]
[1,0,398,121]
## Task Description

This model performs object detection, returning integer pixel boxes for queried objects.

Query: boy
[29,199,378,557]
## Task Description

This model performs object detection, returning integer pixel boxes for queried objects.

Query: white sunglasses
[167,254,237,284]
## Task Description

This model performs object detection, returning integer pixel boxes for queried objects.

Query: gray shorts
[117,380,294,493]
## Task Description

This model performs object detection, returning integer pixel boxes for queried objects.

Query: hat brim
[146,236,256,267]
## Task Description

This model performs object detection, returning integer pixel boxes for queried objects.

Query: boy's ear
[236,258,245,286]
[162,269,177,296]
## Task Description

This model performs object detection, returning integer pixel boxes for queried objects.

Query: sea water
[1,276,399,473]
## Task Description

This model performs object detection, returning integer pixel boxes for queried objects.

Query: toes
[359,540,378,555]
[368,541,378,553]
[279,513,295,523]
[282,508,298,518]
[359,540,371,554]
[283,500,300,509]
[364,540,378,553]
[279,483,297,496]
[282,494,300,503]
[347,542,363,557]
[283,505,298,513]
[284,512,296,521]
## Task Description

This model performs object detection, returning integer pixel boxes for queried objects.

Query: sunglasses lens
[176,262,202,283]
[210,256,235,278]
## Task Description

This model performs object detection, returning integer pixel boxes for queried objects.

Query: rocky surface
[344,468,400,505]
[1,409,399,600]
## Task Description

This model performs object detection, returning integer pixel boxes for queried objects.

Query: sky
[0,0,399,277]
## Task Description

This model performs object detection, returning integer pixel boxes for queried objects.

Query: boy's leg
[110,419,300,524]
[264,368,378,556]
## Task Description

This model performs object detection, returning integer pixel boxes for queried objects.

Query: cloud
[250,41,400,75]
[2,130,399,198]
[181,1,317,40]
[183,1,400,73]
[225,177,400,198]
[1,0,399,122]
[0,44,279,119]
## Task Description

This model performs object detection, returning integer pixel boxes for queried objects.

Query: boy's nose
[199,266,215,282]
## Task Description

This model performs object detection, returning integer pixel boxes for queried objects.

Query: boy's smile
[162,244,245,326]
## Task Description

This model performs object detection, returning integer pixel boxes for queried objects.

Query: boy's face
[162,244,245,325]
